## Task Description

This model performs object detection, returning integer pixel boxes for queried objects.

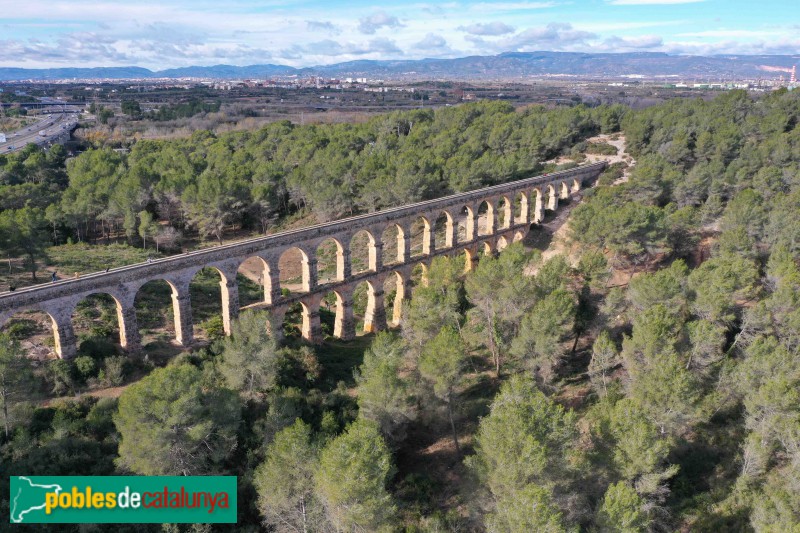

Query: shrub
[200,316,225,340]
[101,356,128,387]
[569,150,587,162]
[74,356,98,381]
[78,338,117,360]
[597,162,627,186]
[586,142,618,155]
[89,323,115,340]
[47,359,76,396]
[3,318,39,340]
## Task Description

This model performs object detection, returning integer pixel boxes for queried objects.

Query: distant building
[0,133,5,143]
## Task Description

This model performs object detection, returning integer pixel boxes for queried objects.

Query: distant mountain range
[1,52,798,81]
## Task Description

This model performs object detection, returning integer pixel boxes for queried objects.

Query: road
[0,112,78,154]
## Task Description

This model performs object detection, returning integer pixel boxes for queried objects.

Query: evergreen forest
[1,89,800,531]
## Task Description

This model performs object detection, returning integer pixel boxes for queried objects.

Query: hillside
[1,51,799,81]
[1,90,800,531]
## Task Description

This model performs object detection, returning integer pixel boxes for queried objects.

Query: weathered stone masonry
[0,162,606,358]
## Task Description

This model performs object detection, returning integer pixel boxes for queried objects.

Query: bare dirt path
[584,133,635,184]
[527,133,635,271]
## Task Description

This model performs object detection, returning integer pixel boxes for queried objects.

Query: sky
[0,0,799,70]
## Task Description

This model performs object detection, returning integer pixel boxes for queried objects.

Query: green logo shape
[9,476,237,524]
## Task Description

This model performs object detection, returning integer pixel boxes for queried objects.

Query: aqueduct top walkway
[0,162,606,358]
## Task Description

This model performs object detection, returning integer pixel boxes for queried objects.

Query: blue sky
[0,0,798,69]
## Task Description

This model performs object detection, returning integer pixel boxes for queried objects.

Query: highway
[0,112,78,154]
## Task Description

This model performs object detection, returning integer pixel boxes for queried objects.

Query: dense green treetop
[114,363,241,476]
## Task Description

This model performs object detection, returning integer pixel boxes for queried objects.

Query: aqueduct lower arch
[0,163,605,358]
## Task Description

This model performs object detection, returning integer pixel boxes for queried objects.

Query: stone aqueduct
[0,162,606,359]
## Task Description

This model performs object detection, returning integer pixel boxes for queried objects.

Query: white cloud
[503,23,595,50]
[358,12,404,35]
[0,0,797,70]
[281,37,403,60]
[459,22,516,36]
[661,38,800,56]
[412,33,457,56]
[464,22,596,54]
[306,20,341,34]
[414,33,448,49]
[599,34,664,50]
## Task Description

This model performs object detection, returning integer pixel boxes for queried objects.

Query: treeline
[0,100,623,253]
[146,98,221,121]
[117,98,222,122]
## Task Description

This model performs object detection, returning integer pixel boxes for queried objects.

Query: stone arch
[352,279,386,334]
[134,278,189,349]
[237,256,276,307]
[514,191,529,225]
[513,230,526,243]
[188,266,230,341]
[560,181,570,199]
[350,229,379,274]
[278,246,314,294]
[497,196,513,229]
[411,262,429,287]
[383,271,406,326]
[409,216,432,258]
[456,205,476,243]
[572,178,582,193]
[316,237,346,285]
[0,309,58,359]
[381,223,407,265]
[496,235,509,252]
[69,291,137,353]
[282,301,304,339]
[433,210,455,251]
[546,183,559,211]
[532,188,545,223]
[462,248,476,273]
[477,200,495,236]
[319,289,353,340]
[479,240,495,257]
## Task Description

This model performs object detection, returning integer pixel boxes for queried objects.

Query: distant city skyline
[1,0,798,70]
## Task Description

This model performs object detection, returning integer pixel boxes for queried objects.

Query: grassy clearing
[45,243,157,278]
[585,141,618,156]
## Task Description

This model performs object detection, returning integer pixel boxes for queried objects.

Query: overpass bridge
[0,101,77,109]
[0,162,606,358]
